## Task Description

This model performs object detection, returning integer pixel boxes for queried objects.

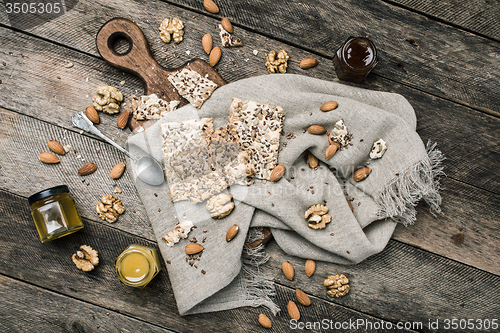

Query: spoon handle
[72,111,139,162]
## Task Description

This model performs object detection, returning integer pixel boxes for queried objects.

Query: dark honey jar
[28,185,84,242]
[333,37,378,83]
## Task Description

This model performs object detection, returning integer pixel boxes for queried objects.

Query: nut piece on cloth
[324,274,350,298]
[265,50,289,73]
[304,204,331,229]
[131,94,180,120]
[72,245,99,272]
[159,17,184,44]
[205,193,235,219]
[328,119,352,147]
[219,24,242,47]
[92,85,123,114]
[370,138,387,159]
[162,220,194,247]
[95,195,125,223]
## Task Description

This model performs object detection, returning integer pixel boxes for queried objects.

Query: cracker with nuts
[219,24,242,47]
[161,118,228,203]
[167,68,218,108]
[228,98,285,180]
[162,220,194,246]
[131,94,180,120]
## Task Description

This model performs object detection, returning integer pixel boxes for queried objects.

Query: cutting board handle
[96,18,169,94]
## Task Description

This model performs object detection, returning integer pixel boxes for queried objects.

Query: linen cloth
[126,74,444,315]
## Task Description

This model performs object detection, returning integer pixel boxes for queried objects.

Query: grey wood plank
[0,0,498,117]
[0,275,176,333]
[0,25,499,197]
[383,0,500,41]
[0,189,415,333]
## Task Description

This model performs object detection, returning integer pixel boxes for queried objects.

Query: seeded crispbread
[167,68,218,108]
[131,94,180,120]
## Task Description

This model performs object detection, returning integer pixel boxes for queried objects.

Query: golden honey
[29,185,84,243]
[115,244,162,288]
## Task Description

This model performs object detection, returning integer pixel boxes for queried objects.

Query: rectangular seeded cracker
[167,68,218,108]
[228,98,285,180]
[131,94,180,120]
[161,118,228,204]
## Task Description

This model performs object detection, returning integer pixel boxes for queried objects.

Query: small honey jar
[333,37,378,83]
[28,185,84,243]
[115,244,162,288]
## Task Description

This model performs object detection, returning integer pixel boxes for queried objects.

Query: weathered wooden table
[1,0,499,332]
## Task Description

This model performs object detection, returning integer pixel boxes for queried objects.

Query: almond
[47,140,65,155]
[305,259,315,277]
[258,314,272,329]
[203,0,219,13]
[202,34,213,54]
[307,125,326,135]
[226,224,239,242]
[347,198,354,212]
[110,162,126,179]
[354,167,371,182]
[299,58,318,69]
[270,164,285,182]
[185,243,204,255]
[307,152,319,168]
[209,47,221,67]
[287,301,300,320]
[117,110,130,129]
[38,152,60,164]
[295,289,311,306]
[282,261,294,280]
[325,142,340,160]
[320,101,338,112]
[86,106,100,124]
[78,162,97,176]
[221,17,233,33]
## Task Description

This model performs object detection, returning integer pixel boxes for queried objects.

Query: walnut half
[265,50,289,73]
[159,17,184,44]
[96,195,125,223]
[92,85,123,114]
[324,274,350,298]
[304,204,331,230]
[72,245,99,272]
[205,193,234,219]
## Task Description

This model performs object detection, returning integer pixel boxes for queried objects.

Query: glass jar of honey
[115,244,162,288]
[28,185,84,243]
[333,37,378,83]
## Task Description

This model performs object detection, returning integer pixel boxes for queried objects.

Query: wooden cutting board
[96,17,226,131]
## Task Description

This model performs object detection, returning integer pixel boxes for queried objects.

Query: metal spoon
[71,111,164,186]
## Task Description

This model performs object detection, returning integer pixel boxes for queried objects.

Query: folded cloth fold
[126,74,444,315]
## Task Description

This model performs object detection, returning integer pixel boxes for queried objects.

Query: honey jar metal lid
[28,185,69,205]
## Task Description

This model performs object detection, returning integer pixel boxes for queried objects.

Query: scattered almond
[320,101,338,112]
[325,142,340,160]
[203,0,219,13]
[307,152,319,168]
[287,301,300,320]
[47,140,65,155]
[307,125,326,135]
[78,162,97,176]
[86,106,100,124]
[117,110,130,129]
[38,152,60,164]
[221,17,233,33]
[258,314,272,329]
[209,46,221,67]
[354,167,371,182]
[270,164,286,182]
[295,289,311,306]
[202,34,213,54]
[305,259,315,277]
[299,58,318,69]
[226,224,239,242]
[347,199,353,212]
[282,261,294,280]
[185,243,204,255]
[110,162,125,179]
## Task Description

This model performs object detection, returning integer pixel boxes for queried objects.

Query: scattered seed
[330,233,334,236]
[271,203,275,207]
[158,208,161,212]
[154,193,158,197]
[203,229,208,233]
[360,139,364,142]
[396,173,400,176]
[201,270,206,274]
[358,202,361,206]
[167,260,171,264]
[346,250,350,254]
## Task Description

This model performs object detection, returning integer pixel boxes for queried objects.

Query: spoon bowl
[136,156,165,186]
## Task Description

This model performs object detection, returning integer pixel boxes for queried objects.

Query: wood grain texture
[0,24,499,196]
[0,275,175,333]
[164,0,500,116]
[383,0,500,41]
[0,189,415,333]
